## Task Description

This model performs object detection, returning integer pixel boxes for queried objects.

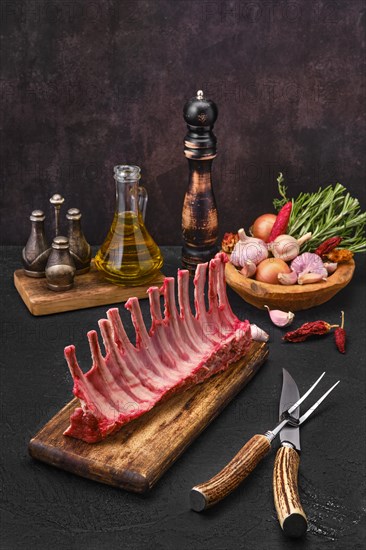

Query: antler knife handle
[190,434,271,512]
[273,446,308,538]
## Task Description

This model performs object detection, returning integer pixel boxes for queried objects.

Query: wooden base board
[14,264,165,316]
[28,341,268,493]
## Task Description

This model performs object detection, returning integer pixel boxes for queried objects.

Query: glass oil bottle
[94,165,163,286]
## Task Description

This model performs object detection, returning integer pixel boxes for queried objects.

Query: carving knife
[273,368,307,538]
[190,372,339,514]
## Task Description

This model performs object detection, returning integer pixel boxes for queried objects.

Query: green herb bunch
[273,174,366,252]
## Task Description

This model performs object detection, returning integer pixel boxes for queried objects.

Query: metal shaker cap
[52,235,70,249]
[50,194,65,206]
[30,210,45,222]
[66,208,81,220]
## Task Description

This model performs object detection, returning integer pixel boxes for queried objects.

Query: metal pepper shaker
[181,90,219,271]
[22,210,50,277]
[45,236,76,291]
[67,208,91,274]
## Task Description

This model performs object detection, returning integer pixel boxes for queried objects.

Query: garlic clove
[250,324,269,342]
[278,270,298,285]
[240,260,256,278]
[264,305,295,327]
[298,272,327,285]
[323,262,338,274]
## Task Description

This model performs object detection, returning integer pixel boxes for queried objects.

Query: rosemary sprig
[273,176,366,252]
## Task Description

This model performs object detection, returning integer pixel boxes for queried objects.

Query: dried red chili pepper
[268,201,292,243]
[221,232,239,253]
[283,320,339,343]
[334,311,346,353]
[314,236,343,257]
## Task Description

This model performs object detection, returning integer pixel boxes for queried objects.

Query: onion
[255,258,291,284]
[251,214,277,242]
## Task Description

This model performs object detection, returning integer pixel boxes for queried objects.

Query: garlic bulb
[291,252,328,280]
[230,228,268,267]
[269,232,312,262]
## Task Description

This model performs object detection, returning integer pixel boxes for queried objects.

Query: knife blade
[273,369,307,538]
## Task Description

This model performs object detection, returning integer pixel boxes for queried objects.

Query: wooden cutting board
[29,341,268,493]
[14,264,165,316]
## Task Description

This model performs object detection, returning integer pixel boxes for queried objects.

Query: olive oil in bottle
[94,166,163,286]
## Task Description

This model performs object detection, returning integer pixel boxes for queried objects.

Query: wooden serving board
[29,341,268,493]
[14,263,165,316]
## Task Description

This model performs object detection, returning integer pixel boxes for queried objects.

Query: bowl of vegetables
[223,175,363,311]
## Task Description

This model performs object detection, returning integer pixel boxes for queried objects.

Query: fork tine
[288,371,326,415]
[299,380,340,425]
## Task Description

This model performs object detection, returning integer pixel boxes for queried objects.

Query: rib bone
[64,252,252,443]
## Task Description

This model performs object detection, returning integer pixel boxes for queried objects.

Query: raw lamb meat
[64,252,252,443]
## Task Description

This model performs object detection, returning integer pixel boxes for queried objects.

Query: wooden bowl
[225,259,355,311]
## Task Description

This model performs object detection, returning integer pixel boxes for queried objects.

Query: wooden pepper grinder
[182,90,219,271]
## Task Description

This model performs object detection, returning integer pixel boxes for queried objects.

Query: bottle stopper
[30,209,46,222]
[66,208,81,220]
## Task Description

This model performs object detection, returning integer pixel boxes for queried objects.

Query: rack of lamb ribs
[64,252,252,443]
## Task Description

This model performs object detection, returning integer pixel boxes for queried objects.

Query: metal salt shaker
[67,208,91,274]
[45,236,76,291]
[22,210,50,277]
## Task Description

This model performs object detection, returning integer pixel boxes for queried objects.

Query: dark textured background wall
[1,0,365,246]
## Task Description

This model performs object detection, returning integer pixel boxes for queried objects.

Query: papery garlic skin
[264,305,295,327]
[250,324,269,342]
[278,270,298,285]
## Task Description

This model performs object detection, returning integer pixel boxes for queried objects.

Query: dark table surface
[1,246,365,550]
